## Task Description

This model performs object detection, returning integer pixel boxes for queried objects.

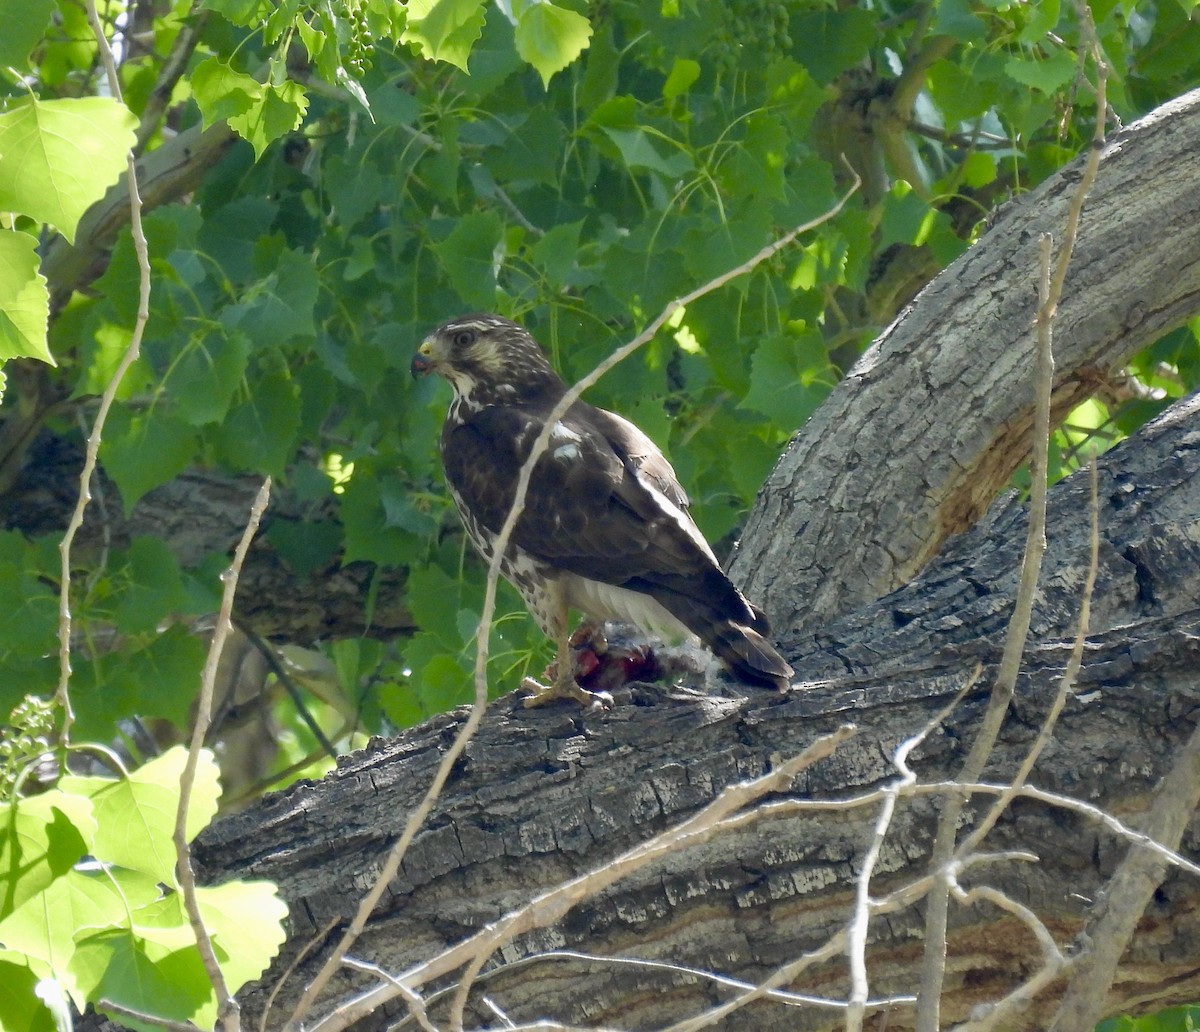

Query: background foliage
[2,0,1200,1024]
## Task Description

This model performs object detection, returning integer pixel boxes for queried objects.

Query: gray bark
[730,87,1200,640]
[190,391,1200,1032]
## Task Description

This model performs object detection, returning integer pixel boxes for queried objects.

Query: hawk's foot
[520,675,613,711]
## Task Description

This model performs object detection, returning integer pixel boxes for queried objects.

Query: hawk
[412,313,793,708]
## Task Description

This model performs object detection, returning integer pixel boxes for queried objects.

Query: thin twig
[955,457,1099,862]
[98,999,201,1032]
[286,176,862,1032]
[57,0,154,743]
[914,31,1108,1026]
[173,477,271,1032]
[390,947,914,1027]
[846,666,981,1032]
[341,957,440,1032]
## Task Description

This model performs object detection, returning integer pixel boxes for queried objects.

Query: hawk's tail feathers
[708,621,793,692]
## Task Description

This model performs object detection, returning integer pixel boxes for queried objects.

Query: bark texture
[188,392,1200,1032]
[730,87,1200,640]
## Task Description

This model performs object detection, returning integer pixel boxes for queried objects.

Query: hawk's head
[412,314,563,405]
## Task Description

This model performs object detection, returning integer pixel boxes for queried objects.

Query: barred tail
[650,570,793,691]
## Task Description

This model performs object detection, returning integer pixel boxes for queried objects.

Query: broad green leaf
[113,538,190,634]
[529,219,584,291]
[0,867,161,1007]
[0,957,55,1032]
[601,127,693,178]
[0,231,53,364]
[339,475,422,566]
[0,97,137,244]
[401,0,487,72]
[190,57,263,130]
[103,626,207,732]
[210,371,301,477]
[220,249,318,346]
[432,210,504,309]
[99,405,198,512]
[740,332,830,431]
[228,81,309,160]
[199,0,272,24]
[166,331,251,426]
[663,58,701,100]
[0,792,94,916]
[513,0,593,88]
[74,931,212,1029]
[1004,50,1078,94]
[192,881,288,991]
[0,0,56,69]
[791,8,877,85]
[60,747,221,884]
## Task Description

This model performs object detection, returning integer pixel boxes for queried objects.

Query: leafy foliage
[0,747,287,1030]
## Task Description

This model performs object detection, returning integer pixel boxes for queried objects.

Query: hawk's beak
[411,339,437,378]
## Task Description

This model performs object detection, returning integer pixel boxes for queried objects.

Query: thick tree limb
[731,87,1200,638]
[181,391,1200,1032]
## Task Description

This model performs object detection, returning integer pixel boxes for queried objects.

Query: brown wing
[442,401,765,630]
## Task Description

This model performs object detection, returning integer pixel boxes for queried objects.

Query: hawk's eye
[453,330,475,348]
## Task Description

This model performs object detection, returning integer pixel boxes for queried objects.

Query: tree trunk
[188,390,1200,1032]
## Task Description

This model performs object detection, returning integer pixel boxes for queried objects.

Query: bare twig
[846,667,981,1032]
[57,0,154,742]
[914,31,1108,1027]
[341,957,440,1032]
[285,176,862,1032]
[173,477,271,1032]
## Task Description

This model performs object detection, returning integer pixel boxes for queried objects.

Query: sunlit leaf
[513,0,592,88]
[401,0,487,71]
[0,97,137,243]
[0,231,53,364]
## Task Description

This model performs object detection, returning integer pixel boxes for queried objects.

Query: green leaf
[0,231,53,364]
[227,81,309,160]
[220,249,318,346]
[1004,50,1078,94]
[75,930,212,1028]
[210,371,301,477]
[99,405,198,512]
[432,210,504,309]
[0,867,160,1007]
[0,792,94,915]
[791,8,878,85]
[190,57,263,130]
[601,127,693,178]
[740,332,831,430]
[165,331,251,426]
[113,538,190,634]
[513,0,593,88]
[663,58,700,100]
[401,0,487,72]
[0,97,138,244]
[61,747,221,885]
[191,881,288,991]
[199,0,273,26]
[339,475,422,566]
[0,0,56,69]
[0,957,55,1032]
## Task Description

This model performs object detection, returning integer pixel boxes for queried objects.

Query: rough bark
[183,392,1200,1032]
[730,87,1200,639]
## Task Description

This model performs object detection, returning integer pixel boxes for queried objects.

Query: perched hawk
[412,314,793,708]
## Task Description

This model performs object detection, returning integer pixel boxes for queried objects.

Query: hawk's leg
[521,617,614,711]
